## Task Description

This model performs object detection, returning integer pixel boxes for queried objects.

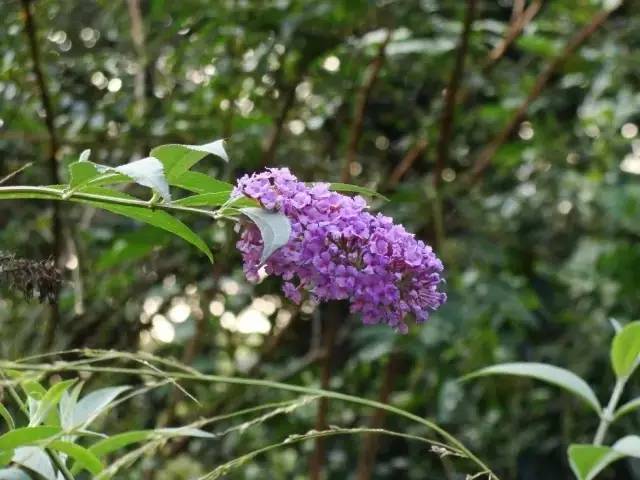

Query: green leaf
[12,447,55,480]
[171,171,233,194]
[71,386,130,428]
[325,182,388,201]
[0,426,61,450]
[0,404,15,431]
[614,397,640,420]
[150,139,228,181]
[75,186,214,262]
[174,192,232,207]
[464,362,601,414]
[30,380,75,427]
[0,467,31,479]
[569,436,640,480]
[611,321,640,378]
[58,383,83,432]
[240,207,292,264]
[69,161,100,189]
[49,440,103,475]
[88,431,152,458]
[88,427,214,459]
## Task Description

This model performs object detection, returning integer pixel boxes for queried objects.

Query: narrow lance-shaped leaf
[49,440,103,475]
[464,362,602,414]
[0,467,32,479]
[29,380,76,427]
[71,386,131,428]
[240,207,292,264]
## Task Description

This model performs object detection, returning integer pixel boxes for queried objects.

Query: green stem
[593,377,626,445]
[0,361,498,479]
[0,185,221,219]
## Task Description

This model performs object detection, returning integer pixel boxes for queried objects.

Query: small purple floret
[233,168,446,333]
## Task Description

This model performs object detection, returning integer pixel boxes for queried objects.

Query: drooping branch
[340,30,392,183]
[471,5,620,181]
[387,138,428,188]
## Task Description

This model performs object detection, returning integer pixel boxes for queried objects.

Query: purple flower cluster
[233,168,446,333]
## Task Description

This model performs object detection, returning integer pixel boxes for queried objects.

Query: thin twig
[387,139,428,188]
[470,5,619,182]
[356,352,401,480]
[341,30,392,183]
[484,0,543,71]
[0,162,32,185]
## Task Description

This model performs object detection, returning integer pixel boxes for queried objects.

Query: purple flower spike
[233,168,446,333]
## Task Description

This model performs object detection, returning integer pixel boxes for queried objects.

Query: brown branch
[20,0,63,347]
[127,0,147,119]
[484,0,543,71]
[356,352,401,480]
[387,138,428,188]
[471,6,619,182]
[340,31,392,183]
[309,303,342,480]
[434,0,477,189]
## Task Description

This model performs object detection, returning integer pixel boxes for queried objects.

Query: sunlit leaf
[72,386,131,428]
[569,436,640,480]
[150,139,228,181]
[0,467,31,479]
[29,380,75,427]
[325,183,388,201]
[12,448,55,480]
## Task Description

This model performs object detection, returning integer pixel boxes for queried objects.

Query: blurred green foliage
[1,0,640,478]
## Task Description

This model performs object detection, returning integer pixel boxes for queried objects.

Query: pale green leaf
[72,386,131,428]
[464,362,601,414]
[240,207,292,264]
[0,467,31,479]
[12,448,55,480]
